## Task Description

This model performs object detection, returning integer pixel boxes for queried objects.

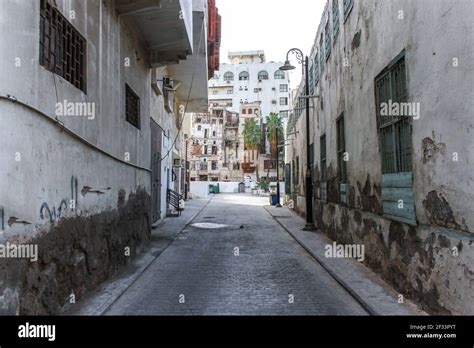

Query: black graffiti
[40,199,69,223]
[71,176,78,207]
[0,206,4,230]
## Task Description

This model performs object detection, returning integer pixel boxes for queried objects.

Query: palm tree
[243,118,261,181]
[265,113,283,180]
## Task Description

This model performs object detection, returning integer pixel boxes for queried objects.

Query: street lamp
[280,48,316,231]
[184,133,189,200]
[275,124,282,207]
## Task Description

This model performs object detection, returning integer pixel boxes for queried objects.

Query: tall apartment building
[187,50,291,183]
[0,0,220,314]
[286,0,473,314]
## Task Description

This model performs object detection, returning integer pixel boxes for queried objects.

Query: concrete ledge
[264,205,424,316]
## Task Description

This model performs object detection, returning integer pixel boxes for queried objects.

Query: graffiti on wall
[39,176,79,223]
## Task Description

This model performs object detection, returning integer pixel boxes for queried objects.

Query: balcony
[167,0,210,112]
[242,163,256,173]
[115,0,193,66]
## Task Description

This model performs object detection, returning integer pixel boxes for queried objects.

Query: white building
[209,51,290,125]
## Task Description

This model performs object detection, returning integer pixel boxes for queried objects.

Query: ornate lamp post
[280,48,316,231]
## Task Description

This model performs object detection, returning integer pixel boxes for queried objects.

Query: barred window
[258,71,269,80]
[39,0,86,92]
[375,51,411,174]
[320,134,327,183]
[279,84,288,92]
[332,0,340,39]
[319,34,325,74]
[314,54,320,85]
[337,114,347,182]
[223,71,234,81]
[125,84,140,129]
[324,22,331,61]
[343,0,354,21]
[239,71,249,80]
[274,70,285,79]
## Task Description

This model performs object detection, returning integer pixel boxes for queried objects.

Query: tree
[265,113,283,180]
[243,118,261,181]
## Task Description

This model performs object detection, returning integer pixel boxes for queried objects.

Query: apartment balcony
[115,0,193,67]
[241,163,256,173]
[167,1,210,112]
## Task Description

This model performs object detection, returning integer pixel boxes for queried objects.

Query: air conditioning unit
[272,100,277,104]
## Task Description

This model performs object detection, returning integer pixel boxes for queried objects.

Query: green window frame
[324,22,331,61]
[343,0,353,21]
[320,134,327,202]
[336,114,347,182]
[375,51,412,174]
[332,0,340,40]
[314,54,320,85]
[376,50,416,225]
[320,134,327,183]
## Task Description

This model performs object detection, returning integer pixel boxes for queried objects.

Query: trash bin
[215,183,220,194]
[209,184,215,194]
[270,194,278,206]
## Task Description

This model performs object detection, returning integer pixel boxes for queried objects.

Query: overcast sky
[216,0,326,88]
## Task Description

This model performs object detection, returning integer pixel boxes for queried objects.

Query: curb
[100,197,212,315]
[263,205,380,316]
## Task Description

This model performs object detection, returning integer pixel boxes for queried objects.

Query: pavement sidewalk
[67,197,210,315]
[264,205,425,315]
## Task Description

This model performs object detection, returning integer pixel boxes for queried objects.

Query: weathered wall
[0,0,156,314]
[287,0,474,314]
[0,188,150,315]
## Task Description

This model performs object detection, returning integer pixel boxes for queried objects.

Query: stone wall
[313,198,474,315]
[0,188,151,315]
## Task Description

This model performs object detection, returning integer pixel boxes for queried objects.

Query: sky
[216,0,326,88]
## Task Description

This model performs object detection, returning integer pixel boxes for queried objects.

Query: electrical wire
[157,15,205,164]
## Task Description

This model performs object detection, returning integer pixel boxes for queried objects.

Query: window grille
[125,84,140,129]
[40,0,86,92]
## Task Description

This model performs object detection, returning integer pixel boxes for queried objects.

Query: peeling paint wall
[0,0,182,313]
[287,0,474,314]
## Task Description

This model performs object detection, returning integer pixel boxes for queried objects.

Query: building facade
[0,0,219,314]
[187,50,290,184]
[286,0,474,314]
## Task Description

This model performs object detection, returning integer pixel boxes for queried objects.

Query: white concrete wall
[209,58,291,122]
[0,0,190,235]
[190,181,258,198]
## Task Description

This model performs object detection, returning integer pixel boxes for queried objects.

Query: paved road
[105,194,368,315]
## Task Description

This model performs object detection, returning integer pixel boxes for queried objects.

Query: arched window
[274,70,285,79]
[223,71,234,82]
[239,71,249,80]
[258,70,269,80]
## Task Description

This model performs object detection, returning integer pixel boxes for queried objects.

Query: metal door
[151,120,163,223]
